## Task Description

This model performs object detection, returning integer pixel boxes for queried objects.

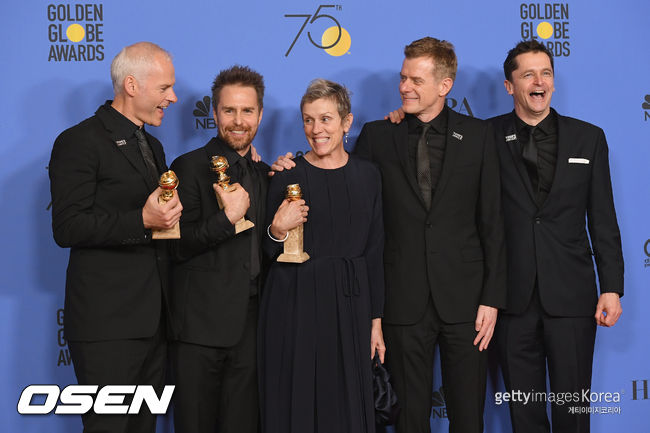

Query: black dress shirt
[212,137,262,295]
[406,108,448,197]
[515,111,558,206]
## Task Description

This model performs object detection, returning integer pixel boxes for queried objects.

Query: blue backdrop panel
[1,0,648,432]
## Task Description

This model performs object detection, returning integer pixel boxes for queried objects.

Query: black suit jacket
[169,137,269,347]
[355,107,506,325]
[489,110,624,316]
[49,101,169,342]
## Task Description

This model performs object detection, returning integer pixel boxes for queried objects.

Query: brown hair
[503,40,554,81]
[404,37,457,81]
[211,65,265,110]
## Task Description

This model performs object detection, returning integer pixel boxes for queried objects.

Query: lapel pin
[505,134,517,142]
[452,132,463,141]
[115,139,127,146]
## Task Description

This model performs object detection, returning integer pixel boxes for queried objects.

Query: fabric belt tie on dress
[340,257,365,297]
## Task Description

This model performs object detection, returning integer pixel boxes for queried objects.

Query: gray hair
[300,78,351,118]
[110,42,172,94]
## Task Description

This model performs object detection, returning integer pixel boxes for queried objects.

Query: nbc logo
[193,96,216,129]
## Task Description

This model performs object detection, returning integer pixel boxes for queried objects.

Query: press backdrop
[1,0,648,431]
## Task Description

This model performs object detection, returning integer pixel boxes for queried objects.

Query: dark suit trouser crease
[171,297,259,433]
[68,321,166,433]
[384,296,487,433]
[497,289,596,433]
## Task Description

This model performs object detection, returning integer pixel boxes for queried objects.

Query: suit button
[535,218,541,224]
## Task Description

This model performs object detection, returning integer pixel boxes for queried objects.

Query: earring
[344,133,349,146]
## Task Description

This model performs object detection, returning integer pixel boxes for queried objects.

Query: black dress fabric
[259,154,385,433]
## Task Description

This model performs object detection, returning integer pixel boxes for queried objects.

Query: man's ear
[124,75,138,97]
[439,77,454,97]
[504,79,514,95]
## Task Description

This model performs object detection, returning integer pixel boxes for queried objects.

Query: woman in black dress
[260,79,386,433]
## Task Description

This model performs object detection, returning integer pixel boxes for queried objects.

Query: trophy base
[277,251,310,263]
[235,218,254,234]
[152,222,180,239]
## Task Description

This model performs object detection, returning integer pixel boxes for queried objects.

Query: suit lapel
[503,113,538,205]
[96,107,157,191]
[430,108,460,212]
[543,110,571,207]
[392,121,426,208]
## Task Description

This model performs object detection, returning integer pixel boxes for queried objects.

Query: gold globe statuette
[277,184,310,263]
[152,170,181,239]
[210,156,254,234]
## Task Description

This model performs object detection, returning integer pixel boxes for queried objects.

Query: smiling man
[168,65,269,433]
[354,37,506,433]
[489,40,624,433]
[49,42,182,433]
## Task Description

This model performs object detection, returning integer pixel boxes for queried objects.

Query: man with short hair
[49,41,182,433]
[489,39,624,433]
[169,65,269,433]
[354,37,507,433]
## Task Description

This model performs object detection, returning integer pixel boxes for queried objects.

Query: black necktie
[134,128,159,186]
[522,126,539,195]
[238,158,260,281]
[416,124,432,209]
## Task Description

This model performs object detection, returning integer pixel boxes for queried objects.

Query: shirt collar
[514,109,557,136]
[406,105,449,135]
[99,100,142,139]
[214,135,253,167]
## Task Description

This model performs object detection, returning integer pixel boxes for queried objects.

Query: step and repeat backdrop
[1,0,648,431]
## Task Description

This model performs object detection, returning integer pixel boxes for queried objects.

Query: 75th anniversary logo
[284,4,351,57]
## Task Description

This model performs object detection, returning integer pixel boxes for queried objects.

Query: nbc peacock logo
[193,96,216,129]
[431,386,447,418]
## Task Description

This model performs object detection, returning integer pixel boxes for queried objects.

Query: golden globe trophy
[210,155,254,234]
[152,170,181,239]
[277,184,310,263]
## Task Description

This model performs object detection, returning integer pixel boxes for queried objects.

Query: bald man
[49,42,182,433]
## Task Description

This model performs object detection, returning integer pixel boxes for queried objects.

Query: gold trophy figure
[277,184,310,263]
[152,170,181,239]
[210,156,254,234]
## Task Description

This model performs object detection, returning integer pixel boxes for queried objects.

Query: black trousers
[171,297,259,433]
[68,321,166,433]
[497,289,596,433]
[383,296,487,433]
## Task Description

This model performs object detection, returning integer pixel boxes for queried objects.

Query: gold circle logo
[536,22,553,40]
[322,26,351,57]
[66,24,85,43]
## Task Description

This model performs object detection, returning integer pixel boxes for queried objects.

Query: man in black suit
[355,37,506,433]
[49,42,182,433]
[169,65,269,433]
[489,40,624,433]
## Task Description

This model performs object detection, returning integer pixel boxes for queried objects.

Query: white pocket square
[568,158,589,164]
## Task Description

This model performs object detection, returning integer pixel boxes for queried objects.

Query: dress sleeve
[263,170,293,259]
[363,165,385,318]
